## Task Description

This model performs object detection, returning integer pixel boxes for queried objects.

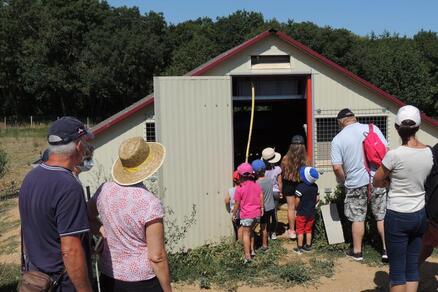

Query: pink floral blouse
[93,182,164,281]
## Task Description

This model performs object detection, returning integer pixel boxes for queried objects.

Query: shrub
[0,149,8,180]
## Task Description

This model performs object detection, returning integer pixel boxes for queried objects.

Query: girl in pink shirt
[232,163,263,262]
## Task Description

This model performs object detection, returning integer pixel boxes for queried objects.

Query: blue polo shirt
[19,164,90,289]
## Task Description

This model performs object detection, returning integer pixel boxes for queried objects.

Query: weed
[0,263,20,291]
[309,257,335,278]
[275,261,312,285]
[0,236,19,255]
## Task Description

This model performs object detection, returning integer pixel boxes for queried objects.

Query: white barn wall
[80,108,153,193]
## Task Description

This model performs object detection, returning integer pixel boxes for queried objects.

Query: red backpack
[363,124,387,170]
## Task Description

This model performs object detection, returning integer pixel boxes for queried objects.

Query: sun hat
[48,116,93,145]
[395,105,421,127]
[291,135,305,145]
[111,137,166,186]
[237,162,253,176]
[251,159,266,172]
[299,166,319,185]
[336,108,355,120]
[261,147,281,163]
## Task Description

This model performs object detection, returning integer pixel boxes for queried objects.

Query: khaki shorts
[344,185,387,222]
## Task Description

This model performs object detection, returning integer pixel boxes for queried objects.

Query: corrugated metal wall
[154,76,234,250]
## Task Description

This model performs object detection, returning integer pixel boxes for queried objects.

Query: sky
[107,0,438,37]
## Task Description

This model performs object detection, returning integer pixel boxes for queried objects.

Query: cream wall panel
[80,108,153,193]
[154,76,234,250]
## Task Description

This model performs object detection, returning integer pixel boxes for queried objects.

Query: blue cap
[299,166,319,185]
[251,159,266,172]
[47,116,93,145]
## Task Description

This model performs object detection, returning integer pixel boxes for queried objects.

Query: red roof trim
[93,29,437,136]
[92,97,154,136]
[274,31,438,127]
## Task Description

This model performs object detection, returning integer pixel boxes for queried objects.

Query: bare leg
[406,281,419,292]
[306,232,312,246]
[261,223,268,248]
[352,221,365,253]
[286,196,296,232]
[390,284,406,292]
[297,233,304,248]
[250,224,257,255]
[237,226,243,244]
[242,227,251,259]
[377,220,386,250]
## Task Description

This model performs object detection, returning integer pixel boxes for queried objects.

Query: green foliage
[169,239,335,290]
[0,148,8,180]
[1,2,437,119]
[164,204,197,253]
[0,263,20,291]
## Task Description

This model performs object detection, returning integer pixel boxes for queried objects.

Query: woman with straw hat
[88,137,171,292]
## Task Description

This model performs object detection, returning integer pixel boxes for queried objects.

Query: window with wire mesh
[145,121,156,142]
[315,115,387,168]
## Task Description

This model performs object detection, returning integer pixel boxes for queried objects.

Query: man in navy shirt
[19,117,94,292]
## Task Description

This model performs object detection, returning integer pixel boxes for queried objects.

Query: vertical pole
[3,117,6,129]
[30,116,33,128]
[87,117,90,128]
[306,75,313,165]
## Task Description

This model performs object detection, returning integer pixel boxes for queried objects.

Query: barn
[80,29,438,250]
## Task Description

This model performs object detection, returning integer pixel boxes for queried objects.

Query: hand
[99,226,106,238]
[232,214,237,222]
[279,193,283,199]
[261,208,264,217]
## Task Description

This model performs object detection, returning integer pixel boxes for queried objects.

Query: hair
[48,141,77,156]
[254,169,265,179]
[395,120,419,145]
[240,173,256,183]
[281,144,308,181]
[338,116,357,127]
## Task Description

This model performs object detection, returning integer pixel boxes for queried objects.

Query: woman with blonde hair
[279,135,308,239]
[88,137,172,292]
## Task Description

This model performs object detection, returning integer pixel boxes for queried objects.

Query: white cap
[261,147,281,164]
[395,105,421,127]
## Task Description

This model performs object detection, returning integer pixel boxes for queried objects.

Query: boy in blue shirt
[293,166,320,254]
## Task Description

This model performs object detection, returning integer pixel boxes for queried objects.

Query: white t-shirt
[331,123,388,188]
[382,146,433,213]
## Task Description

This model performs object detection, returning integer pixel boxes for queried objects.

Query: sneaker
[259,246,269,252]
[243,258,252,264]
[381,249,388,261]
[251,250,256,257]
[293,247,304,255]
[271,232,277,240]
[302,244,312,252]
[288,229,297,240]
[346,248,363,261]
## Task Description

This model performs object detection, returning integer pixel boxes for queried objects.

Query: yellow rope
[245,82,256,162]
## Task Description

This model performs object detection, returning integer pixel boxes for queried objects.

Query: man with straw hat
[88,137,171,292]
[19,117,94,292]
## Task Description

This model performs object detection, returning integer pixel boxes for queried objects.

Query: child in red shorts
[293,166,319,254]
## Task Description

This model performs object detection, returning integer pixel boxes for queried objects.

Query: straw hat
[111,137,166,186]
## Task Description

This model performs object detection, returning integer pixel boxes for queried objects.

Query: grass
[169,239,336,291]
[0,125,48,138]
[0,263,20,292]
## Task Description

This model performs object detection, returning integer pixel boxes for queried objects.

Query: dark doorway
[232,75,308,167]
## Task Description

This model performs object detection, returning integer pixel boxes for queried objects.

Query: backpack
[363,124,387,169]
[425,143,438,223]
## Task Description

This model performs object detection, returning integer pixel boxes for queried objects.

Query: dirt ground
[1,137,437,291]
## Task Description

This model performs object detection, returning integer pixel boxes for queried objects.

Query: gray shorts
[240,217,260,227]
[344,185,387,222]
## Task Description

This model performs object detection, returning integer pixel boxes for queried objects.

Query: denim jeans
[384,208,427,286]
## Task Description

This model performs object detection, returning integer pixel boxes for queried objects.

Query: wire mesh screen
[314,109,388,169]
[145,121,156,142]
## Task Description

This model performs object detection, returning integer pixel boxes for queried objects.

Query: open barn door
[154,76,233,250]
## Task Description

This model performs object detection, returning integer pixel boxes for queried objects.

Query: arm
[224,192,231,212]
[260,192,264,217]
[332,164,345,185]
[277,174,283,198]
[294,196,301,209]
[373,165,390,188]
[232,200,240,221]
[146,219,172,292]
[61,236,92,292]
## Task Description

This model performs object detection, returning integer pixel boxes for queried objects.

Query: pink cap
[237,162,253,176]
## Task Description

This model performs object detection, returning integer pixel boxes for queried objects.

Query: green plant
[276,261,312,285]
[0,149,8,180]
[164,204,197,253]
[0,263,20,291]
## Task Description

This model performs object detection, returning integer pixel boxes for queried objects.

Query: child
[252,159,275,250]
[232,162,263,263]
[224,171,242,242]
[293,166,319,254]
[262,147,282,239]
